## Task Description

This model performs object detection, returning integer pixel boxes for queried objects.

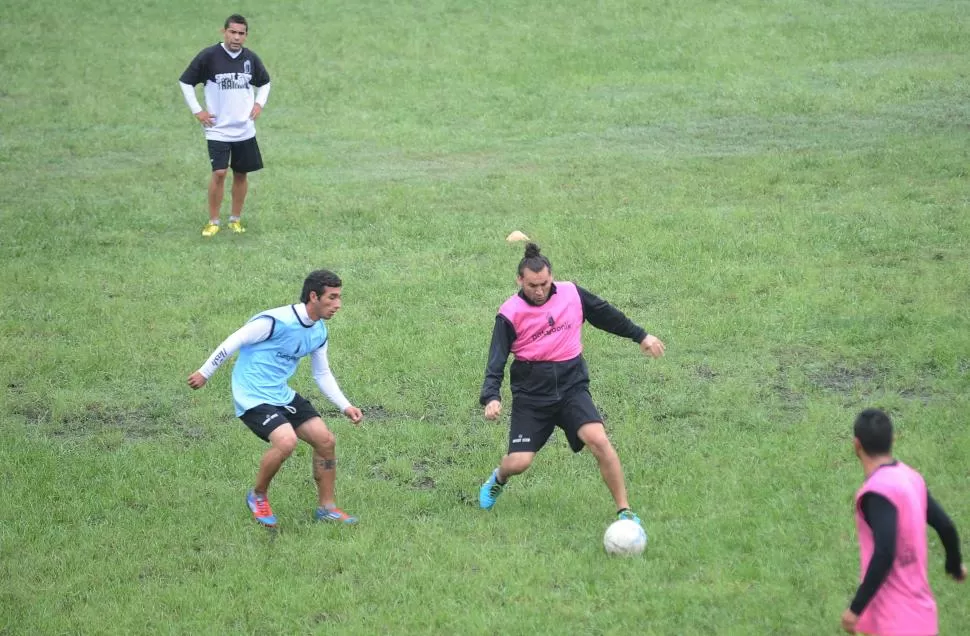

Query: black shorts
[508,388,603,454]
[207,137,263,173]
[239,393,319,442]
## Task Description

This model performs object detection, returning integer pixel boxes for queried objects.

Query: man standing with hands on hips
[179,14,270,237]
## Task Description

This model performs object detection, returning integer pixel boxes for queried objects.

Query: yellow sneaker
[201,222,220,238]
[228,220,246,234]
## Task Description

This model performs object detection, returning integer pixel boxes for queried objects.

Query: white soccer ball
[603,519,647,556]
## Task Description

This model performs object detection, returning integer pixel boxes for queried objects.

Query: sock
[617,507,631,516]
[322,503,336,511]
[209,219,220,225]
[229,215,240,222]
[494,469,506,486]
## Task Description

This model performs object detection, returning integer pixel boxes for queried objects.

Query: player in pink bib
[842,408,965,635]
[478,242,666,525]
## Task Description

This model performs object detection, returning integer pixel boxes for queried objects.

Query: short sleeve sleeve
[179,49,209,85]
[250,53,270,87]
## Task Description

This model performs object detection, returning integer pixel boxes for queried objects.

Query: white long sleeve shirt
[197,307,351,413]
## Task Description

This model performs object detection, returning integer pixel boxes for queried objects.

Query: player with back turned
[842,408,965,634]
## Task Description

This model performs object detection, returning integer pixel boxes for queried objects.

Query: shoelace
[253,497,273,517]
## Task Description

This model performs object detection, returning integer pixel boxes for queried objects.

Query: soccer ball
[603,519,647,556]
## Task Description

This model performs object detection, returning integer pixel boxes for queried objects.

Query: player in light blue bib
[189,270,363,527]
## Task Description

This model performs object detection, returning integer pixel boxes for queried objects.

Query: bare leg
[497,451,536,483]
[230,171,248,219]
[207,169,228,223]
[295,417,337,507]
[578,423,630,510]
[254,424,298,494]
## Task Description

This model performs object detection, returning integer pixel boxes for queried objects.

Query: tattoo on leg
[316,458,337,470]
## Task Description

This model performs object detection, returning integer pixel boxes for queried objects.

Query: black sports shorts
[207,137,263,173]
[507,388,603,454]
[239,393,319,441]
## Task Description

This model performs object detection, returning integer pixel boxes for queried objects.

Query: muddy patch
[14,403,205,442]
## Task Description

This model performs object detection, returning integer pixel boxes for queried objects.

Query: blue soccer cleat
[315,506,358,524]
[617,508,642,526]
[246,489,277,527]
[479,469,505,510]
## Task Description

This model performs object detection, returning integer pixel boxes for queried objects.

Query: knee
[273,431,299,457]
[212,169,228,182]
[503,453,534,475]
[313,429,336,456]
[579,425,612,454]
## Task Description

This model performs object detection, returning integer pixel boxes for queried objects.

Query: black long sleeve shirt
[479,284,648,406]
[850,473,963,614]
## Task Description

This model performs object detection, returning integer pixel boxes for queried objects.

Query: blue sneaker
[246,490,277,527]
[617,508,642,526]
[314,506,358,524]
[479,469,504,510]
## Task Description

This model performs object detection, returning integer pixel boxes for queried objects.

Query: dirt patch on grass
[807,362,881,393]
[368,458,439,490]
[13,402,205,442]
[774,349,940,406]
[694,365,717,380]
[358,404,393,420]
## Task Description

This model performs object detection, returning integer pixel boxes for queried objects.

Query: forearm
[197,318,272,379]
[313,371,351,412]
[578,286,647,342]
[927,492,963,575]
[850,494,897,614]
[850,554,894,614]
[310,344,351,411]
[480,317,513,404]
[255,82,271,107]
[179,81,203,114]
[198,332,243,379]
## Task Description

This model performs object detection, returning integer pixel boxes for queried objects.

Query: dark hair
[224,14,248,30]
[517,242,552,276]
[301,269,342,303]
[853,408,893,455]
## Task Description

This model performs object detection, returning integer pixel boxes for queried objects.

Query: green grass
[2,0,970,633]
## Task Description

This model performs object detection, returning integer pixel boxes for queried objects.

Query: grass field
[2,0,969,633]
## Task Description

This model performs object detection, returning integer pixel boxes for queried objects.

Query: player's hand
[840,609,858,633]
[484,400,502,421]
[195,111,215,127]
[187,372,207,390]
[640,334,665,358]
[343,405,363,425]
[249,104,262,120]
[949,564,967,581]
